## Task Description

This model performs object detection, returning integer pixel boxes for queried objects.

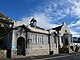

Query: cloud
[17,0,80,37]
[69,29,80,37]
[68,20,80,37]
[75,26,80,29]
[68,0,80,18]
[18,0,72,27]
[38,0,70,21]
[68,20,80,28]
[36,0,80,21]
[20,13,60,29]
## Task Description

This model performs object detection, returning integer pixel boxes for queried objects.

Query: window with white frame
[42,35,44,44]
[38,34,40,43]
[33,34,36,43]
[37,34,38,43]
[46,35,48,44]
[40,34,42,44]
[30,33,35,43]
[31,33,34,43]
[43,35,48,44]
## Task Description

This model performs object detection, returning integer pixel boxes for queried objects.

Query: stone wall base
[11,48,49,58]
[26,49,49,56]
[0,50,7,58]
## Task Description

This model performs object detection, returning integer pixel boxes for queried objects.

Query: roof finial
[30,16,37,27]
[32,15,35,19]
[63,22,66,25]
[33,15,34,18]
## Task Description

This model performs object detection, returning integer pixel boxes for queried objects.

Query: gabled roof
[27,25,48,34]
[51,25,63,31]
[20,25,30,31]
[14,25,30,32]
[36,26,45,30]
[29,24,45,30]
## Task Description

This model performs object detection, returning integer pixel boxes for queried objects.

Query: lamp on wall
[9,24,12,28]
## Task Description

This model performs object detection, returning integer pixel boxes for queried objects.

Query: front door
[17,37,25,56]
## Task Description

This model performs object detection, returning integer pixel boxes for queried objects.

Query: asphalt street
[0,53,80,60]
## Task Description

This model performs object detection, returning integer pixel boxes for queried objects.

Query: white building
[0,12,74,58]
[50,22,73,53]
[4,18,59,58]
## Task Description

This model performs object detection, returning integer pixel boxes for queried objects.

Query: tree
[78,37,80,43]
[0,12,13,40]
[78,37,80,40]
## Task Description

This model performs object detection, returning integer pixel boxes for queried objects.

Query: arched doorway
[62,34,69,53]
[63,34,69,46]
[17,37,25,56]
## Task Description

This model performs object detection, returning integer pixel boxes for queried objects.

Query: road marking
[31,57,34,58]
[34,55,71,60]
[73,57,77,58]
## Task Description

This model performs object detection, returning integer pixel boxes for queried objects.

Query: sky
[0,0,80,37]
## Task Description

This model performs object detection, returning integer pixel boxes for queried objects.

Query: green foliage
[0,26,9,39]
[78,37,80,43]
[78,37,80,40]
[0,19,9,24]
[0,19,11,40]
[0,40,6,50]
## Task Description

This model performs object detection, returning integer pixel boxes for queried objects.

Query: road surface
[0,53,80,60]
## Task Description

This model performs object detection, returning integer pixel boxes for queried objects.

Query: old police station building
[6,18,74,58]
[0,12,74,58]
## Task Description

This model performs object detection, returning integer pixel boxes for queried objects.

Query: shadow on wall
[70,46,74,51]
[74,45,79,52]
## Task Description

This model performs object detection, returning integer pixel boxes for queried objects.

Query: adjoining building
[51,22,74,53]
